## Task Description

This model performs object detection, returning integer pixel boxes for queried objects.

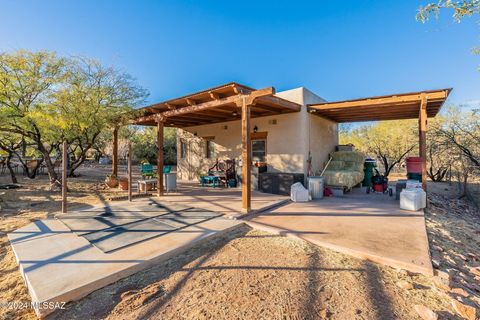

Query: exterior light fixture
[232,111,238,117]
[253,125,258,133]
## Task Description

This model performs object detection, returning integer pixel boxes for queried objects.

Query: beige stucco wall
[302,88,339,175]
[176,87,338,181]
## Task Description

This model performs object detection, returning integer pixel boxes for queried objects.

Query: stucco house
[175,85,338,182]
[127,82,450,212]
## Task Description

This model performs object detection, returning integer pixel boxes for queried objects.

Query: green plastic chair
[140,163,154,178]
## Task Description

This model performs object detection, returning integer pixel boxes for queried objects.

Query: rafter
[186,98,196,106]
[165,103,177,110]
[128,86,302,127]
[209,91,221,100]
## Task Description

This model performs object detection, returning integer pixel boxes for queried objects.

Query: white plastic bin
[308,176,324,200]
[164,173,177,192]
[290,182,309,202]
[400,188,426,211]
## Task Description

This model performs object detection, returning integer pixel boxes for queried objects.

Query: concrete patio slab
[8,199,243,318]
[246,188,433,275]
[83,219,178,252]
[156,181,289,217]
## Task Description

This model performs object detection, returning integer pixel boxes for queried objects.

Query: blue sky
[1,0,479,106]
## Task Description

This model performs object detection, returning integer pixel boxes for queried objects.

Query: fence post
[128,142,132,202]
[62,141,67,213]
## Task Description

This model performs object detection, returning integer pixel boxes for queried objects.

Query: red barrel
[373,184,384,193]
[406,157,423,173]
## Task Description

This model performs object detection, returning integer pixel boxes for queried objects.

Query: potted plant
[105,174,119,188]
[118,177,129,190]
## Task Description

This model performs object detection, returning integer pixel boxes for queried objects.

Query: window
[252,140,266,162]
[180,140,187,159]
[206,140,215,159]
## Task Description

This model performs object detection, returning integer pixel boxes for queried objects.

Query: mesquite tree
[340,120,418,177]
[0,51,147,186]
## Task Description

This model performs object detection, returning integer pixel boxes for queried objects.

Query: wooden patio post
[157,119,164,197]
[241,97,252,213]
[62,141,68,213]
[419,94,428,191]
[128,141,132,202]
[112,126,118,177]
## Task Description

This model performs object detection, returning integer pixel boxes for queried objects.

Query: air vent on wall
[268,119,277,125]
[222,125,228,130]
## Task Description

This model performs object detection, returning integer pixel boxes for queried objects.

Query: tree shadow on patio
[50,224,252,320]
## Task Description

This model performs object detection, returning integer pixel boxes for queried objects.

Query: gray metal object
[308,176,325,199]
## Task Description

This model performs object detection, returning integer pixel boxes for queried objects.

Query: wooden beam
[250,104,282,114]
[128,113,160,125]
[419,94,428,192]
[241,97,252,213]
[162,95,240,118]
[209,91,220,100]
[62,141,67,214]
[128,142,132,202]
[157,120,164,197]
[255,95,301,112]
[232,84,245,95]
[165,103,176,110]
[112,127,118,177]
[244,87,275,105]
[167,118,209,126]
[186,98,196,106]
[205,107,235,115]
[129,87,300,125]
[309,90,449,110]
[174,112,228,121]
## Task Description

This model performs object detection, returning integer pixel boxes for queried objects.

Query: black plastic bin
[258,172,304,195]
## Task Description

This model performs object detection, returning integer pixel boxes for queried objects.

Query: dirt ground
[0,168,479,320]
[0,165,129,320]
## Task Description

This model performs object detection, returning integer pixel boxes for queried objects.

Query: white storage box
[400,188,426,211]
[290,182,309,202]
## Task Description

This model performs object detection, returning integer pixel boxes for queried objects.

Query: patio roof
[130,82,302,127]
[307,88,452,123]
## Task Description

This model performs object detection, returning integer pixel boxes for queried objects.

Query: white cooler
[290,182,309,202]
[400,188,426,211]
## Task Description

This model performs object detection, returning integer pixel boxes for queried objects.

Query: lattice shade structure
[307,89,452,123]
[130,82,301,127]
